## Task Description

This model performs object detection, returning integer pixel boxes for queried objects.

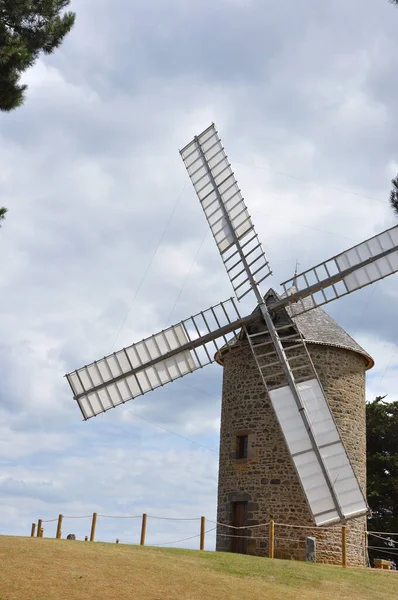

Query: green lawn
[0,536,397,600]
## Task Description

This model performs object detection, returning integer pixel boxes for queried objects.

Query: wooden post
[37,519,42,538]
[31,523,36,537]
[342,525,347,568]
[200,516,206,551]
[56,514,63,539]
[90,512,97,542]
[116,539,119,544]
[269,520,275,559]
[39,528,44,538]
[140,513,147,546]
[84,536,88,542]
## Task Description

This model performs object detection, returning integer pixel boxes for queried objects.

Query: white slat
[280,225,398,315]
[66,298,242,420]
[180,124,271,300]
[269,378,367,525]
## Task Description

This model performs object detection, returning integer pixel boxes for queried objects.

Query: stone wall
[216,342,367,566]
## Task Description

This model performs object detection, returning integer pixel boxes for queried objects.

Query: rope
[217,533,268,540]
[151,527,216,547]
[97,515,141,519]
[147,515,201,521]
[367,532,397,543]
[367,546,398,557]
[367,530,398,537]
[207,520,269,530]
[275,537,306,543]
[41,518,58,523]
[274,522,332,531]
[62,515,92,519]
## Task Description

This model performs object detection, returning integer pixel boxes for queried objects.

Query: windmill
[66,124,398,530]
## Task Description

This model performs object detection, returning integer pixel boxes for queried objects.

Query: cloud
[0,0,397,547]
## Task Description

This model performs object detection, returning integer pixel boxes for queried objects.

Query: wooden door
[232,501,248,554]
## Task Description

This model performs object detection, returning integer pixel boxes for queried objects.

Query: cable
[377,347,398,392]
[126,409,218,454]
[109,184,187,352]
[180,380,220,400]
[251,208,359,244]
[235,160,389,205]
[164,229,209,326]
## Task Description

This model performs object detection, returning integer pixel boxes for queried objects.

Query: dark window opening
[236,435,248,459]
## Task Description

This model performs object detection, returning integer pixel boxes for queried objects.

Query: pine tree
[390,175,398,217]
[0,1,75,111]
[0,206,7,226]
[367,396,398,565]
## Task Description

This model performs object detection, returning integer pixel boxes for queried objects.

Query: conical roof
[217,288,374,369]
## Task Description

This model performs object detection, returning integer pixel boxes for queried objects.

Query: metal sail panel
[297,379,367,521]
[269,380,367,525]
[280,225,398,315]
[180,124,272,300]
[246,320,367,526]
[66,298,243,420]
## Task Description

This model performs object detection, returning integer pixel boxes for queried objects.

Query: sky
[0,0,397,549]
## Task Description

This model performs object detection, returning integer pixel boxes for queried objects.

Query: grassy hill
[0,536,397,600]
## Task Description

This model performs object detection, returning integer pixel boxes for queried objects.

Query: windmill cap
[215,288,374,370]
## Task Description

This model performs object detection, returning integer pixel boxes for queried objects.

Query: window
[236,435,248,459]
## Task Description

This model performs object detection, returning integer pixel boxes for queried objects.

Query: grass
[0,536,397,600]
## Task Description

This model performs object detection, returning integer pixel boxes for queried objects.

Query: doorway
[232,501,248,554]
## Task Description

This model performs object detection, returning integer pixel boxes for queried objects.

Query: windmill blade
[245,312,367,526]
[180,124,272,301]
[66,298,260,420]
[278,224,398,315]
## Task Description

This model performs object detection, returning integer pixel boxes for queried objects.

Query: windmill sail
[279,224,398,315]
[65,299,257,420]
[246,315,368,525]
[181,124,368,526]
[180,124,272,301]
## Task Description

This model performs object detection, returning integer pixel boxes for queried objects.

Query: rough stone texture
[216,341,368,566]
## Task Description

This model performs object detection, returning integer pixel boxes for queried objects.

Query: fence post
[116,539,119,544]
[140,513,147,546]
[90,512,97,542]
[342,525,347,568]
[39,528,44,538]
[31,523,36,537]
[84,536,88,542]
[200,516,206,551]
[37,519,42,538]
[269,520,275,559]
[56,514,63,539]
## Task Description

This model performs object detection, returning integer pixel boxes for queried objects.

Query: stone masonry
[216,340,368,566]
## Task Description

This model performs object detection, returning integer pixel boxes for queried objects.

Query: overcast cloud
[0,0,397,548]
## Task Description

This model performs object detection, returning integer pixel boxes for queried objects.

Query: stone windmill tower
[216,291,373,566]
[65,124,398,566]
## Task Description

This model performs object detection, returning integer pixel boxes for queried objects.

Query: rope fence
[29,512,398,569]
